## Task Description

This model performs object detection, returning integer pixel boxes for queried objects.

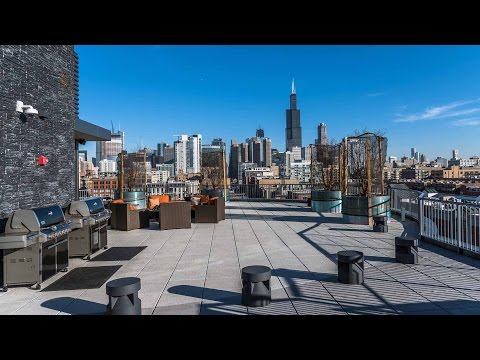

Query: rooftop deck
[2,201,480,315]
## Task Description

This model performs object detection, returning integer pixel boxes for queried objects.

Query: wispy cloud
[452,118,480,126]
[367,92,385,97]
[393,99,480,123]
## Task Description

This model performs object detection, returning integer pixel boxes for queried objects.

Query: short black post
[373,215,388,232]
[241,265,271,307]
[337,250,364,284]
[395,236,419,264]
[106,277,142,315]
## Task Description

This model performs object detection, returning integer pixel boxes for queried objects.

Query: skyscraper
[239,143,249,163]
[316,123,327,145]
[411,147,416,159]
[163,145,174,163]
[157,142,167,157]
[174,135,202,175]
[174,135,188,175]
[285,79,302,151]
[263,138,272,167]
[256,128,264,138]
[229,140,240,180]
[211,138,226,154]
[452,149,459,160]
[187,134,202,173]
[96,131,124,162]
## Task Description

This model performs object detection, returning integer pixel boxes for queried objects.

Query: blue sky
[76,45,480,161]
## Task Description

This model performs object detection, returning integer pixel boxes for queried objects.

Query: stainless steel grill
[66,197,111,259]
[0,205,72,291]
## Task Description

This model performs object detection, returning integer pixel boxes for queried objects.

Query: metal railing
[388,187,421,221]
[229,184,312,200]
[389,187,480,255]
[420,198,480,254]
[78,188,116,200]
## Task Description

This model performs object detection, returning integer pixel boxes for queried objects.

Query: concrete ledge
[421,235,480,260]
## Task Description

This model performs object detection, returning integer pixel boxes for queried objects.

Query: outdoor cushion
[158,195,170,203]
[209,196,219,205]
[148,197,160,209]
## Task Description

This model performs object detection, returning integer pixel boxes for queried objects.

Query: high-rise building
[411,148,416,159]
[163,145,174,163]
[435,157,448,168]
[211,138,226,154]
[414,151,420,162]
[155,163,174,178]
[229,140,240,181]
[292,146,302,161]
[285,79,302,151]
[302,145,315,162]
[96,130,124,162]
[452,149,459,160]
[256,128,264,138]
[98,159,117,174]
[316,123,327,145]
[174,134,202,175]
[157,142,167,157]
[252,139,262,166]
[239,143,249,163]
[187,134,202,173]
[174,135,188,175]
[78,150,88,162]
[263,138,272,167]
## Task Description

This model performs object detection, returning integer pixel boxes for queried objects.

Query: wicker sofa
[195,197,225,223]
[109,203,150,231]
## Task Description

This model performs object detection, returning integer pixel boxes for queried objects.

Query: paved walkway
[2,201,480,315]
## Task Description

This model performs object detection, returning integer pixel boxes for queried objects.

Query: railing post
[456,203,462,252]
[419,197,423,236]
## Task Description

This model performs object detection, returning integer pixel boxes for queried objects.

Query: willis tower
[285,79,302,151]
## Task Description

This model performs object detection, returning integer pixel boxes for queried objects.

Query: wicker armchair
[155,201,191,230]
[195,197,225,223]
[109,203,150,231]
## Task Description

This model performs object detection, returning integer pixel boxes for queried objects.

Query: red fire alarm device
[37,156,48,166]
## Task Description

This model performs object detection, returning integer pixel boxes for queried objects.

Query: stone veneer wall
[0,45,79,230]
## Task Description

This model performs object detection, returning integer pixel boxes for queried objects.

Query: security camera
[16,101,39,116]
[23,106,39,116]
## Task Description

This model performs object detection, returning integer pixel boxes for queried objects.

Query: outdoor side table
[106,277,142,315]
[337,250,364,284]
[395,236,419,264]
[241,265,271,307]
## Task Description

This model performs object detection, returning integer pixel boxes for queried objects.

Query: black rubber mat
[90,246,147,261]
[41,265,121,291]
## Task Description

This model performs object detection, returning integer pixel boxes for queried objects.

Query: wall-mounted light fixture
[16,101,38,116]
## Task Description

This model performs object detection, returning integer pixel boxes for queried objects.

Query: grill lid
[84,197,105,214]
[32,205,65,228]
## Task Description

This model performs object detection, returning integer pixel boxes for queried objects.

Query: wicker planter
[311,190,342,213]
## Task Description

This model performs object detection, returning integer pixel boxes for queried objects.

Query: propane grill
[66,197,111,259]
[0,205,72,291]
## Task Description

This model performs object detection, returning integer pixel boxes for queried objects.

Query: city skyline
[76,45,480,160]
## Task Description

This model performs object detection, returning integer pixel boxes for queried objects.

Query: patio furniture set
[108,194,225,231]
